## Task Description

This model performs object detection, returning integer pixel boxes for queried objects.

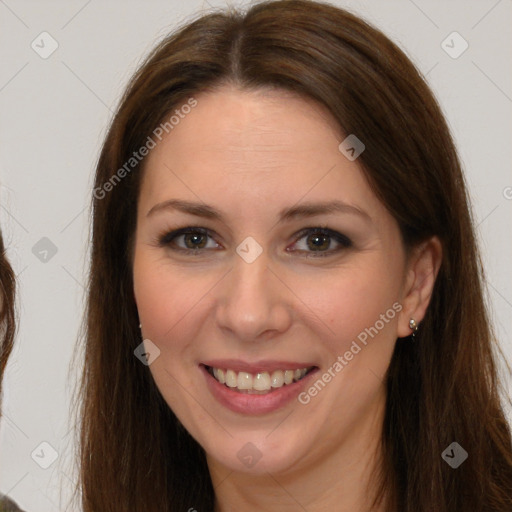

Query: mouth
[200,360,319,415]
[204,365,316,394]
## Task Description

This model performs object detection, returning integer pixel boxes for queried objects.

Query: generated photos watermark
[298,301,403,405]
[93,97,198,200]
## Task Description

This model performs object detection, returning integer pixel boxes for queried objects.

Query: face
[133,86,411,478]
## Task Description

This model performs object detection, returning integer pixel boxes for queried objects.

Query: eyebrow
[146,199,371,223]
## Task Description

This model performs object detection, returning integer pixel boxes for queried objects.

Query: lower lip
[200,364,318,415]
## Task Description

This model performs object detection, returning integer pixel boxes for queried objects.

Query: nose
[214,247,293,343]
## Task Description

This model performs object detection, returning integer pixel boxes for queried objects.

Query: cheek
[291,263,402,425]
[134,250,199,338]
[133,253,194,369]
[292,266,400,431]
[296,263,401,354]
[133,260,180,340]
[133,250,223,375]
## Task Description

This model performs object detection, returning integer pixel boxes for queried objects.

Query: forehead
[139,86,387,224]
[149,86,342,168]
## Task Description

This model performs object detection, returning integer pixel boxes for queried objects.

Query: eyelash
[156,226,352,258]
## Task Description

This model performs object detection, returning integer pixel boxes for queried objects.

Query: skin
[132,85,442,512]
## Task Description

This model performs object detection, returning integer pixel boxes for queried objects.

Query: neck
[208,391,388,512]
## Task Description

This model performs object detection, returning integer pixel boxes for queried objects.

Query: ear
[397,236,443,338]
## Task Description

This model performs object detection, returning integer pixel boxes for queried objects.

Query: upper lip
[201,359,317,374]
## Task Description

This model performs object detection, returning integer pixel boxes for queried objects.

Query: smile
[205,365,314,394]
[200,360,319,415]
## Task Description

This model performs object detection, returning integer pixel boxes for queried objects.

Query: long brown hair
[0,230,16,408]
[78,1,512,510]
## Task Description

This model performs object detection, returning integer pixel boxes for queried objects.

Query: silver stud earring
[409,318,418,338]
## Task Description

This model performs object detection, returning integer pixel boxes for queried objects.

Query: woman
[0,232,24,511]
[78,1,512,510]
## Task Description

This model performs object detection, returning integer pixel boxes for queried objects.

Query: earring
[409,318,418,338]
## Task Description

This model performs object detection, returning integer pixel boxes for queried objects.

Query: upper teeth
[211,367,310,393]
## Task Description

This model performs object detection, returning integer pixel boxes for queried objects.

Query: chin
[207,434,306,476]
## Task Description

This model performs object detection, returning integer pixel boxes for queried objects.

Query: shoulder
[0,494,25,512]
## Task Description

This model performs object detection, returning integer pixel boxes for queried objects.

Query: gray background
[1,1,511,510]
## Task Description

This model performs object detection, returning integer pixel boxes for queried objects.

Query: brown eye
[182,232,208,249]
[306,232,331,251]
[289,228,352,257]
[159,227,218,252]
